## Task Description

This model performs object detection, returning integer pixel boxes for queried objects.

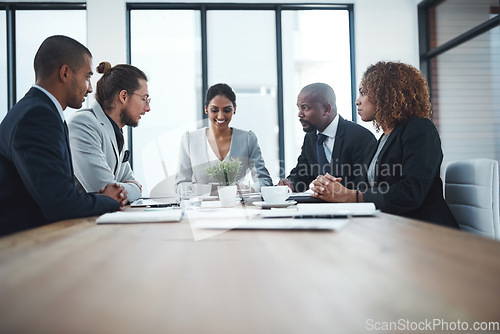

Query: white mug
[261,186,292,204]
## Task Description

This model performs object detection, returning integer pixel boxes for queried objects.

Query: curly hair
[361,61,432,132]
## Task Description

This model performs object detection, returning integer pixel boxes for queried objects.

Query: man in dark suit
[0,35,127,236]
[278,83,376,192]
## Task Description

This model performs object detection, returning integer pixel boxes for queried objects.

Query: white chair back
[445,159,499,239]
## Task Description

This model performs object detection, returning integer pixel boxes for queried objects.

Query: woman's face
[355,83,376,122]
[205,94,235,130]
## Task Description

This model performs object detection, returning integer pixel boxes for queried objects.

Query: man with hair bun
[0,35,127,236]
[68,61,150,202]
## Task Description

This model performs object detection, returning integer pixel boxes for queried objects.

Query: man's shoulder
[68,108,100,126]
[12,90,55,114]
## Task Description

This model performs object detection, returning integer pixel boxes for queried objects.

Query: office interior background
[0,0,498,196]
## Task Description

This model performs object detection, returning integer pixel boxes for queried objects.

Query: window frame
[1,2,86,112]
[126,3,355,177]
[418,0,500,120]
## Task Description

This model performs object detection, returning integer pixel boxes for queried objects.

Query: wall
[84,0,421,96]
[4,0,421,115]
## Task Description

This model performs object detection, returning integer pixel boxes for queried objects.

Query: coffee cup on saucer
[261,186,292,204]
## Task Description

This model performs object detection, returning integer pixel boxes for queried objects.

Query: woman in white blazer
[176,83,272,191]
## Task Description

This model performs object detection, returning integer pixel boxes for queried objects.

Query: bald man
[278,83,376,192]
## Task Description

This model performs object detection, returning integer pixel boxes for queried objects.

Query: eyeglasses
[132,93,151,106]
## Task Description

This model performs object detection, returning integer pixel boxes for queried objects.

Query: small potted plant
[204,158,242,207]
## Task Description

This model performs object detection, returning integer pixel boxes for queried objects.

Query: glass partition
[207,10,279,182]
[430,0,499,48]
[281,9,352,177]
[15,10,86,119]
[434,26,500,166]
[130,10,202,195]
[0,10,7,120]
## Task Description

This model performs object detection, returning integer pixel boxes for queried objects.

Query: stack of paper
[259,202,378,218]
[96,209,183,224]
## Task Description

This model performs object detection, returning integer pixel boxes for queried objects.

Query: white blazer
[176,127,272,191]
[68,102,142,202]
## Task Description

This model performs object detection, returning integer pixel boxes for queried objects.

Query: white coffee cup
[261,186,292,204]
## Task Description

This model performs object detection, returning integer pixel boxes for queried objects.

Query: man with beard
[68,61,150,202]
[0,36,126,236]
[278,83,376,192]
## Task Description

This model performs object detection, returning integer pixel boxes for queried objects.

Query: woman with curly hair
[311,61,458,228]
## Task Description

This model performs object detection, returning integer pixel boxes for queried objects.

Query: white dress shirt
[317,114,339,163]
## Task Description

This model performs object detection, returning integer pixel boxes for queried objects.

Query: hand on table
[99,183,128,208]
[310,173,354,203]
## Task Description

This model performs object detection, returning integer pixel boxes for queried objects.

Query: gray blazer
[176,127,273,190]
[68,102,142,202]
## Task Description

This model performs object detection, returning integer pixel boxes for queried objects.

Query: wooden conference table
[0,203,500,334]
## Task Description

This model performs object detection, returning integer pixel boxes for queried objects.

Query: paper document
[259,203,378,218]
[185,208,258,220]
[96,209,183,224]
[130,197,178,207]
[297,203,377,217]
[194,218,348,230]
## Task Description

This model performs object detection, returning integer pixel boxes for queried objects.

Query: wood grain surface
[0,210,499,334]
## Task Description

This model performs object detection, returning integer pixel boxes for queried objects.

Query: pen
[294,214,348,219]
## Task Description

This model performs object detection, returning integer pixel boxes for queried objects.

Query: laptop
[288,192,326,203]
[130,197,179,208]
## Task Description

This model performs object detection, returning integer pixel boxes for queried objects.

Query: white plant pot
[217,185,237,207]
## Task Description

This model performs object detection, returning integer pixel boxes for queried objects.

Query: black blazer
[288,115,376,192]
[361,117,458,228]
[0,87,120,236]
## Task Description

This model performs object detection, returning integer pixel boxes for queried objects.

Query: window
[419,0,500,167]
[0,4,87,122]
[282,9,352,176]
[128,4,354,195]
[129,9,202,193]
[207,10,279,184]
[0,10,6,120]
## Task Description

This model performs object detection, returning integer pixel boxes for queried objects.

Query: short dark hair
[95,62,148,111]
[204,83,236,107]
[34,35,92,80]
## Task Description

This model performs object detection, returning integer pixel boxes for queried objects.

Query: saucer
[253,200,297,209]
[201,195,219,201]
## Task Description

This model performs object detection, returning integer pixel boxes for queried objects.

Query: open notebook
[96,209,183,224]
[130,197,179,208]
[259,202,378,218]
[193,218,348,231]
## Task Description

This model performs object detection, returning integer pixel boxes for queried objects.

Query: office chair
[445,158,499,239]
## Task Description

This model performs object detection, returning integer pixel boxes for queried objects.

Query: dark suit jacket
[288,116,376,192]
[361,117,458,228]
[0,87,120,236]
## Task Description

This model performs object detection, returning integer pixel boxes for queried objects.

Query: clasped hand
[310,173,351,202]
[99,183,128,208]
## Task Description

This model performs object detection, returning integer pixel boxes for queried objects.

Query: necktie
[63,121,74,175]
[116,131,124,154]
[316,133,330,174]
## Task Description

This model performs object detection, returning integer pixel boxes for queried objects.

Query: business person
[0,35,126,236]
[278,83,376,192]
[311,61,459,228]
[68,62,150,202]
[176,83,273,191]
